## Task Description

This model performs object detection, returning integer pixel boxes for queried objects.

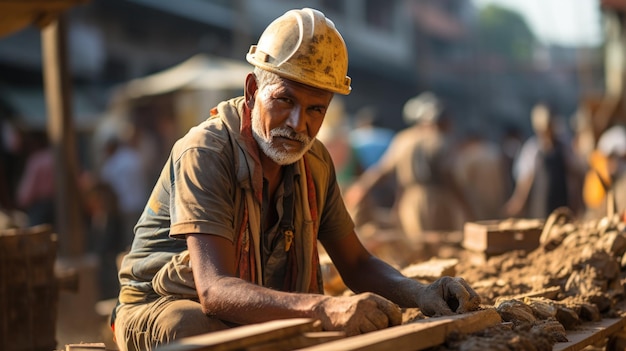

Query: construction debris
[449,210,626,350]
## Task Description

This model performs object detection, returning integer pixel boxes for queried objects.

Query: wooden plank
[156,318,320,351]
[297,309,502,351]
[248,331,346,351]
[65,343,106,351]
[553,316,626,351]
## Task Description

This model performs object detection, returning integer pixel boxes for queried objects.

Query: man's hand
[313,292,402,336]
[417,277,481,317]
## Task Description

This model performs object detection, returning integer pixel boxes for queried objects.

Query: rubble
[319,208,626,349]
[442,211,626,349]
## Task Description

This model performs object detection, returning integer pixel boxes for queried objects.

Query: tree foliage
[477,4,538,62]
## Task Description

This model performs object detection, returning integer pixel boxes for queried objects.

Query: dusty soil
[457,212,626,310]
[433,210,626,350]
[348,209,626,350]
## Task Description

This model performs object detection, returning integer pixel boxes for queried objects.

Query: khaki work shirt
[117,97,354,303]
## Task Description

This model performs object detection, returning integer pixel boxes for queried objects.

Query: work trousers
[113,296,230,351]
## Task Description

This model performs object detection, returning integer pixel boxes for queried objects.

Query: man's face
[251,77,333,165]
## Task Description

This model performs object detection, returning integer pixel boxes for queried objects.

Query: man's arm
[504,172,534,217]
[187,233,402,335]
[322,231,481,316]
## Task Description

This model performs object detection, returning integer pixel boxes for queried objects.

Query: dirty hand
[416,276,481,317]
[313,292,402,336]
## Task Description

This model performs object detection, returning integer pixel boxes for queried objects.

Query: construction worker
[345,92,472,242]
[504,103,584,219]
[112,8,480,351]
[584,124,626,219]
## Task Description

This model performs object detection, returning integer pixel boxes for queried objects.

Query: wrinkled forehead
[259,76,334,104]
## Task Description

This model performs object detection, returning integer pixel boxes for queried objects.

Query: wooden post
[41,14,84,258]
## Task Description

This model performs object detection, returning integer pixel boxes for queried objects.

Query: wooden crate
[462,219,543,256]
[0,224,58,351]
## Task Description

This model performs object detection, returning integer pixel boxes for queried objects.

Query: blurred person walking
[345,92,472,244]
[99,134,148,248]
[504,103,584,219]
[16,130,55,227]
[349,106,394,171]
[583,124,626,219]
[347,107,396,226]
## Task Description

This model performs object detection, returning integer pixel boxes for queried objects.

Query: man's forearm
[340,256,423,308]
[199,276,328,324]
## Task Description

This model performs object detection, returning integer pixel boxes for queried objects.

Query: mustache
[270,127,311,144]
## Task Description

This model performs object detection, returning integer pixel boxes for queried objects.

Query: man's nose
[286,106,306,134]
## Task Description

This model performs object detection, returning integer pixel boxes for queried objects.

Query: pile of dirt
[458,213,626,310]
[334,209,626,349]
[431,211,626,350]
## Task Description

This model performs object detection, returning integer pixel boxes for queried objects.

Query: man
[584,124,626,219]
[504,103,584,219]
[113,8,480,351]
[345,92,472,241]
[100,134,147,249]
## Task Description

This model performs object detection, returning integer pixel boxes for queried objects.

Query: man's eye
[311,107,326,115]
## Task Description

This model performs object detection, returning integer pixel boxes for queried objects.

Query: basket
[0,224,58,351]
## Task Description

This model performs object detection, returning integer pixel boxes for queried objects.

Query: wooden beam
[0,0,88,37]
[41,14,85,258]
[298,309,502,351]
[156,318,321,351]
[247,331,346,351]
[554,317,626,351]
[65,343,106,351]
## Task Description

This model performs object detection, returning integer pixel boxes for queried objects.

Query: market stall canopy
[0,0,88,38]
[117,53,252,100]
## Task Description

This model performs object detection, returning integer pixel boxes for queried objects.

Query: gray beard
[251,109,315,165]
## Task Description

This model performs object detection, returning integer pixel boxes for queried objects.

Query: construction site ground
[9,210,626,350]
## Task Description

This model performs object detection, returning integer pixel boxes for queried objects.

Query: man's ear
[244,73,258,109]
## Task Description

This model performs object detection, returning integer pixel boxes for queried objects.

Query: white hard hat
[246,8,351,95]
[598,125,626,157]
[403,92,442,124]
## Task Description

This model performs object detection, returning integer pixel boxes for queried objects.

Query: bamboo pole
[41,14,84,258]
